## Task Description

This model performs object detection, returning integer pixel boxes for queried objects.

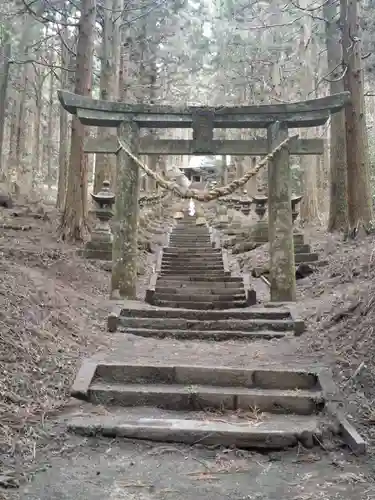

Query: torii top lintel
[57,90,350,129]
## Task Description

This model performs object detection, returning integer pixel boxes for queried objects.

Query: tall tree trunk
[15,63,36,193]
[0,30,11,179]
[324,0,349,232]
[32,91,42,189]
[7,12,44,190]
[47,57,54,191]
[60,0,96,241]
[299,0,319,222]
[56,25,71,210]
[341,0,373,231]
[94,0,122,193]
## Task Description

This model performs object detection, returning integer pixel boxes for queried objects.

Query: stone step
[169,238,212,242]
[170,233,211,236]
[87,382,324,415]
[163,254,220,260]
[171,231,210,235]
[168,243,212,247]
[154,286,245,296]
[160,267,227,273]
[162,255,223,262]
[158,274,233,281]
[170,228,212,233]
[160,265,225,272]
[161,260,224,267]
[67,410,322,450]
[294,252,319,263]
[68,364,334,449]
[294,244,311,254]
[165,247,221,254]
[119,306,291,320]
[118,316,296,332]
[153,292,246,302]
[170,238,211,242]
[152,299,248,309]
[170,232,210,237]
[161,260,223,266]
[161,265,225,271]
[158,275,230,282]
[156,277,243,286]
[121,327,288,341]
[77,362,321,390]
[168,243,213,249]
[173,226,209,229]
[250,234,304,245]
[173,225,208,228]
[155,281,244,291]
[170,233,210,237]
[163,254,222,261]
[173,227,204,229]
[168,244,213,249]
[163,253,219,259]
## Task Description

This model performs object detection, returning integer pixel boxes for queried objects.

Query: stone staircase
[146,216,253,310]
[68,361,337,450]
[111,304,303,341]
[67,214,366,454]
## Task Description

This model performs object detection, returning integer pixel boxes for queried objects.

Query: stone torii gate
[58,90,350,302]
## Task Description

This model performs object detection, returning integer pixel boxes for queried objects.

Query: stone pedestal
[84,180,115,261]
[250,220,305,245]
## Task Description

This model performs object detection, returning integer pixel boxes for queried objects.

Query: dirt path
[14,432,375,500]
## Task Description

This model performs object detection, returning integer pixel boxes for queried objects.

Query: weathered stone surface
[152,299,248,310]
[71,360,98,400]
[119,305,292,320]
[111,122,140,299]
[294,252,319,263]
[87,382,324,414]
[118,316,296,332]
[120,327,288,341]
[67,413,322,449]
[58,89,350,128]
[84,241,112,260]
[267,122,296,302]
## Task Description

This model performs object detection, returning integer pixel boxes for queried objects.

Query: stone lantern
[249,194,269,243]
[84,180,115,260]
[291,195,303,223]
[253,194,268,221]
[240,193,253,216]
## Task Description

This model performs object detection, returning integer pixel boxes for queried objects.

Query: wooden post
[267,121,296,302]
[111,121,140,299]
